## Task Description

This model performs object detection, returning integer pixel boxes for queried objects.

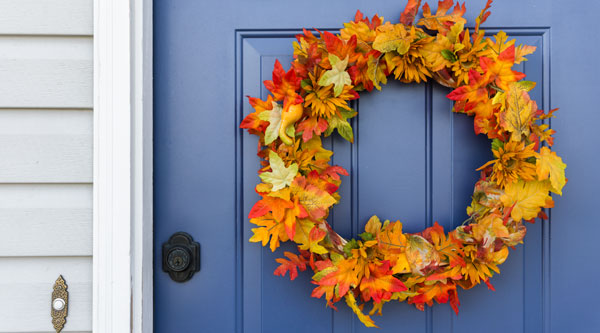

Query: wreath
[240,0,566,327]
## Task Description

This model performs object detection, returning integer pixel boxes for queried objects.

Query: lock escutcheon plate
[162,232,200,282]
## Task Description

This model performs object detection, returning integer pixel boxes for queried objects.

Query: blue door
[154,0,600,331]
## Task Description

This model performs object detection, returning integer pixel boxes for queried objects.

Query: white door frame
[93,0,153,331]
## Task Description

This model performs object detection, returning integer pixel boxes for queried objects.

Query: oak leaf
[418,0,466,35]
[249,214,288,252]
[274,251,308,280]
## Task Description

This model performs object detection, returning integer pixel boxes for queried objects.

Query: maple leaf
[263,59,303,105]
[498,83,537,141]
[274,251,308,280]
[536,146,567,195]
[321,165,349,181]
[400,0,422,26]
[259,150,298,191]
[248,199,271,219]
[249,214,288,252]
[322,31,360,64]
[317,257,360,299]
[241,95,273,134]
[487,31,536,64]
[258,191,294,222]
[341,10,383,45]
[318,54,352,97]
[409,281,460,314]
[359,261,407,303]
[293,219,328,254]
[422,222,464,267]
[296,116,328,142]
[500,180,552,222]
[290,176,337,220]
[480,45,526,90]
[447,69,491,116]
[418,0,466,35]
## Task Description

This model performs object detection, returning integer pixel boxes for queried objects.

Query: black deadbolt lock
[162,232,200,283]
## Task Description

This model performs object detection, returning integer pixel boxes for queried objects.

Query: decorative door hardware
[162,232,200,282]
[51,275,68,332]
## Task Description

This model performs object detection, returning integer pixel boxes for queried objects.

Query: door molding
[93,0,153,332]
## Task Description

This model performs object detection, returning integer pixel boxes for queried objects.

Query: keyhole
[167,248,190,272]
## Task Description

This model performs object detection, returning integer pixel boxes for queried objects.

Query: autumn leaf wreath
[240,0,565,327]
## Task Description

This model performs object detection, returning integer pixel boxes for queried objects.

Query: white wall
[0,1,93,332]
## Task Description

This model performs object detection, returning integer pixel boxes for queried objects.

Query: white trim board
[93,0,153,332]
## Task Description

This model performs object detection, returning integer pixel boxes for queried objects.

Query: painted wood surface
[0,184,92,256]
[154,0,600,332]
[0,0,92,36]
[0,37,92,108]
[0,1,93,332]
[0,257,92,332]
[0,110,92,182]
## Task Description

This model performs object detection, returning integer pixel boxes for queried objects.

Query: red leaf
[248,200,270,218]
[274,251,308,280]
[400,0,422,25]
[321,165,349,181]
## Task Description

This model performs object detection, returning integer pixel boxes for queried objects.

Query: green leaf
[325,108,355,143]
[359,232,374,241]
[258,102,283,145]
[491,139,504,151]
[515,80,536,92]
[259,150,298,191]
[441,49,457,62]
[318,54,352,97]
[285,124,295,138]
[343,239,359,257]
[301,79,312,89]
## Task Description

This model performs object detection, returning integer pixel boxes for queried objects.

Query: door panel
[154,1,600,332]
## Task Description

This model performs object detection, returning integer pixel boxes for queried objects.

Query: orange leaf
[418,0,466,35]
[359,261,407,303]
[400,0,422,26]
[264,60,303,106]
[274,251,308,280]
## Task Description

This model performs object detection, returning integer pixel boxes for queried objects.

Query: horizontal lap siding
[0,1,93,332]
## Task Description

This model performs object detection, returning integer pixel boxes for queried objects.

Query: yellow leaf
[373,22,412,55]
[536,146,567,195]
[499,83,537,141]
[249,215,288,252]
[501,180,552,221]
[390,253,411,274]
[293,219,328,254]
[364,215,382,235]
[344,292,378,328]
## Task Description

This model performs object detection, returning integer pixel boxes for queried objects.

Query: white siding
[0,1,93,332]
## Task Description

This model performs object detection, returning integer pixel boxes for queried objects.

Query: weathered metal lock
[162,232,200,282]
